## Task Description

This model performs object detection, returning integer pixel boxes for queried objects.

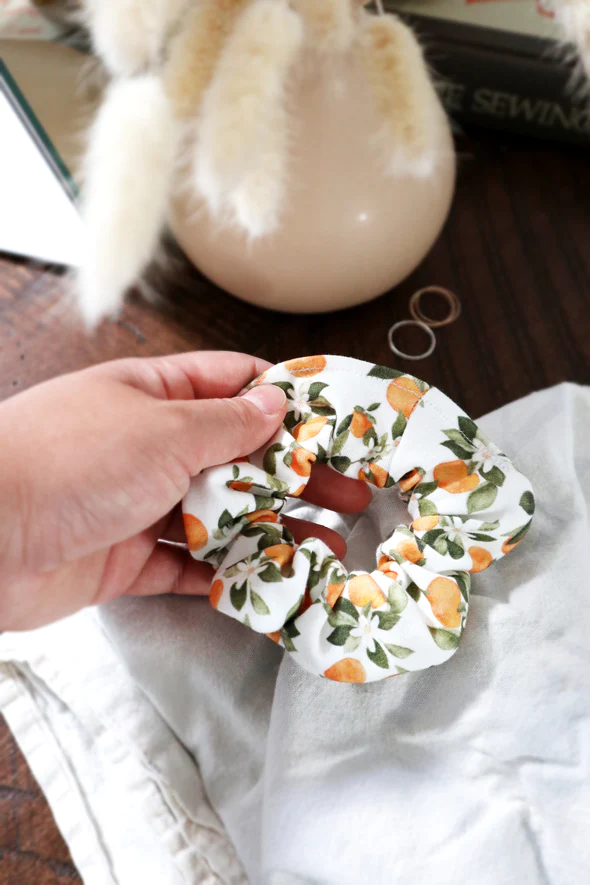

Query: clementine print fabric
[183,355,534,684]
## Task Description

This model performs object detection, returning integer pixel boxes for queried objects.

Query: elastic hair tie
[409,285,462,328]
[388,320,436,361]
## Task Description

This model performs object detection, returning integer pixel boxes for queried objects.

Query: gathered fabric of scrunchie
[183,355,534,684]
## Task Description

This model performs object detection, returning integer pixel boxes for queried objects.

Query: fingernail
[242,384,286,415]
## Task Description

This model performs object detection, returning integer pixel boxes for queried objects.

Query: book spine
[395,13,590,145]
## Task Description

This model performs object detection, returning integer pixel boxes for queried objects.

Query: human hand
[0,351,371,631]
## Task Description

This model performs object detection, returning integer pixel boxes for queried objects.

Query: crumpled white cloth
[2,382,589,885]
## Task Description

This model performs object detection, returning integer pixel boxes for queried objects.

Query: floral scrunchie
[183,355,534,684]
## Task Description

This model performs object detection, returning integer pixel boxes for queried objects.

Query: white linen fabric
[1,382,589,885]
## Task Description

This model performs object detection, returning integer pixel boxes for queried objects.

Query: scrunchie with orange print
[183,355,534,684]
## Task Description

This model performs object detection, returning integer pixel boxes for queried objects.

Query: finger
[283,516,347,560]
[301,462,372,513]
[166,383,287,473]
[103,351,273,402]
[125,542,215,598]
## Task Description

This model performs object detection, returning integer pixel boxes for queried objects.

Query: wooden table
[1,130,589,882]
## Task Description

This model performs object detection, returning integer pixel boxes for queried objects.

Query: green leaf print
[307,382,329,400]
[485,465,506,487]
[285,595,305,622]
[422,528,445,547]
[415,481,438,498]
[479,520,500,532]
[458,416,478,442]
[428,628,461,651]
[334,597,360,622]
[444,428,474,447]
[441,440,475,461]
[383,644,414,659]
[336,414,353,435]
[230,582,247,612]
[316,443,327,462]
[250,590,270,616]
[467,482,498,514]
[263,443,285,475]
[468,533,496,543]
[504,521,531,546]
[367,641,389,669]
[327,625,353,647]
[362,427,378,446]
[376,612,400,631]
[218,509,234,529]
[330,456,351,474]
[391,411,407,440]
[232,464,239,480]
[419,498,439,517]
[258,562,283,583]
[387,582,408,614]
[454,572,471,603]
[254,494,275,511]
[367,403,381,412]
[332,430,349,455]
[272,381,294,395]
[406,582,421,602]
[368,365,404,380]
[520,491,535,515]
[328,608,358,628]
[284,410,298,433]
[433,535,449,556]
[448,540,465,560]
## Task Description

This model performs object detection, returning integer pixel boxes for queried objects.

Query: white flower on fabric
[444,516,470,546]
[470,437,509,473]
[230,556,268,581]
[350,613,380,653]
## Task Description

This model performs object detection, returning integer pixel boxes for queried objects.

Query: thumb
[170,384,288,474]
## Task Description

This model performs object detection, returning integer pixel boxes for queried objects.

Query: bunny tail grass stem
[78,75,178,327]
[294,0,355,52]
[81,0,188,76]
[164,0,251,120]
[556,0,590,77]
[359,12,440,178]
[195,0,303,219]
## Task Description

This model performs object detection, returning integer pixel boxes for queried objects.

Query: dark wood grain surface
[1,130,589,883]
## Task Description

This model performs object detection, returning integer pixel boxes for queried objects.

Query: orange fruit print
[324,658,367,684]
[183,514,208,552]
[348,575,386,609]
[351,409,372,438]
[468,546,493,573]
[210,579,224,609]
[283,355,327,378]
[434,460,479,494]
[425,577,461,629]
[386,376,425,418]
[293,416,328,442]
[358,463,389,487]
[291,447,316,477]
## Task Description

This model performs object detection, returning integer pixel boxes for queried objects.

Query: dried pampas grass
[359,12,439,178]
[195,0,303,226]
[164,0,251,120]
[78,75,178,326]
[81,0,188,76]
[294,0,356,53]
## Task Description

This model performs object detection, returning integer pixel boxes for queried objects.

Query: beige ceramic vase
[170,51,455,314]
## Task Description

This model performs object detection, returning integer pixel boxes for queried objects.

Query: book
[387,0,590,145]
[0,38,96,265]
